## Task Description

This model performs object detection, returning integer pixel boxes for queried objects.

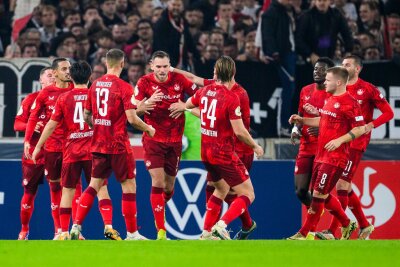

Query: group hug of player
[15,48,393,241]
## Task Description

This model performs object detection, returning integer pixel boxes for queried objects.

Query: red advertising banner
[302,161,400,239]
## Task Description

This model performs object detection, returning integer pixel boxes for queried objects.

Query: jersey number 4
[73,102,85,130]
[200,97,217,128]
[96,88,109,117]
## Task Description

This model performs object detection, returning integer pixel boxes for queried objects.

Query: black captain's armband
[348,131,356,140]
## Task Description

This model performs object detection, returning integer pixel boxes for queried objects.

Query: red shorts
[143,139,182,176]
[341,148,363,182]
[62,160,92,188]
[91,152,136,183]
[295,154,315,175]
[204,155,250,187]
[237,152,254,171]
[311,162,344,195]
[44,151,63,181]
[22,162,44,194]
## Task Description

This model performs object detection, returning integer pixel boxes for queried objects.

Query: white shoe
[199,230,220,240]
[125,231,149,240]
[53,229,62,240]
[211,221,231,240]
[70,224,82,240]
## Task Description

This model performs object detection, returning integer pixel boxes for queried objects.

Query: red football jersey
[202,80,253,155]
[15,92,46,165]
[25,85,72,152]
[347,78,392,152]
[135,72,197,143]
[191,84,242,165]
[298,83,330,155]
[85,74,136,154]
[315,92,364,168]
[51,88,93,163]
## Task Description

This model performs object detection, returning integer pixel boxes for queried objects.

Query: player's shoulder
[170,71,186,81]
[301,83,315,93]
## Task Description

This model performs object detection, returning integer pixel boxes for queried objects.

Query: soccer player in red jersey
[287,67,367,240]
[14,67,54,240]
[186,56,264,240]
[170,66,257,239]
[24,58,72,239]
[291,58,334,210]
[134,51,198,240]
[69,49,155,241]
[317,55,394,240]
[32,61,116,240]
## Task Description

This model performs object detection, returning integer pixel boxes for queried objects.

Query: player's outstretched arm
[31,120,58,163]
[126,109,155,137]
[324,125,367,152]
[170,67,205,87]
[231,119,264,158]
[83,109,93,128]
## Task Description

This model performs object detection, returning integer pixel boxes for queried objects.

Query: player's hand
[307,127,319,137]
[364,122,374,135]
[289,114,303,125]
[290,126,301,145]
[34,121,44,133]
[31,147,41,164]
[24,142,31,159]
[324,139,342,152]
[148,89,163,103]
[253,145,264,159]
[168,100,185,119]
[303,103,319,116]
[136,97,157,115]
[146,125,156,138]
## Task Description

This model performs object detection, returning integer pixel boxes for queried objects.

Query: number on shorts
[200,97,217,128]
[73,102,85,130]
[344,160,353,172]
[95,88,109,116]
[320,173,328,185]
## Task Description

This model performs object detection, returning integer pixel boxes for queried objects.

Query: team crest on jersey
[17,106,23,116]
[134,85,139,96]
[235,106,241,116]
[146,160,151,167]
[191,84,197,90]
[174,84,180,91]
[152,85,159,91]
[334,102,340,109]
[357,89,364,95]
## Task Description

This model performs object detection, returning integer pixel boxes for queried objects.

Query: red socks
[59,207,72,232]
[122,193,137,233]
[348,190,370,228]
[72,182,82,221]
[204,195,223,231]
[20,192,36,232]
[99,199,113,225]
[74,186,97,225]
[221,195,251,225]
[151,187,166,231]
[163,190,174,203]
[49,181,62,232]
[224,194,253,230]
[328,190,348,235]
[205,185,215,204]
[300,197,324,236]
[325,194,350,227]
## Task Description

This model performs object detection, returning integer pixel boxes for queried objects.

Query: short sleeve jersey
[297,83,330,155]
[25,85,72,152]
[135,72,198,143]
[191,84,242,165]
[51,88,93,163]
[85,74,136,154]
[347,78,391,152]
[15,92,46,164]
[315,92,364,168]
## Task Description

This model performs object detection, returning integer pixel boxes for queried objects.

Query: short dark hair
[215,56,236,82]
[40,67,52,76]
[51,58,69,70]
[70,61,92,85]
[151,50,170,61]
[21,43,37,54]
[343,54,363,67]
[106,48,125,67]
[316,57,335,68]
[327,66,349,82]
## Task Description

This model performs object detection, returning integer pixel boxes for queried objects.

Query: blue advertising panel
[0,160,300,240]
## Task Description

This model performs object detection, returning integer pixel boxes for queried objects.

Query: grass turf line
[0,240,399,267]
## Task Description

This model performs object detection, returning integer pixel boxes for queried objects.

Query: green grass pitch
[1,240,399,267]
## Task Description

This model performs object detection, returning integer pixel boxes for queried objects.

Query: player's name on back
[94,119,111,126]
[69,131,93,139]
[96,81,112,87]
[201,127,218,137]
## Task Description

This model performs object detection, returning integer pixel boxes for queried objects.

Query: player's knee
[121,178,136,193]
[336,179,351,191]
[97,186,111,200]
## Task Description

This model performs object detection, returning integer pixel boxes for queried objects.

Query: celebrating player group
[14,48,392,241]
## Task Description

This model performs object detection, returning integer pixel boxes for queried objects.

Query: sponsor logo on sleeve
[134,85,139,96]
[17,107,23,116]
[235,106,241,116]
[355,116,364,122]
